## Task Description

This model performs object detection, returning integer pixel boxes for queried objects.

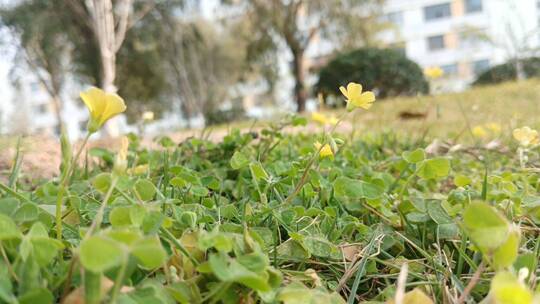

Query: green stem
[84,270,102,304]
[202,281,232,303]
[109,254,128,304]
[0,182,32,203]
[0,241,18,282]
[55,133,91,241]
[159,228,199,266]
[86,176,118,238]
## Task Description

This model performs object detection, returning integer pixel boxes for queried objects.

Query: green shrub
[316,48,428,101]
[473,57,540,85]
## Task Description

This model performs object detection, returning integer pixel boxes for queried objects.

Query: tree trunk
[51,95,65,135]
[101,50,117,93]
[515,58,526,81]
[292,49,307,112]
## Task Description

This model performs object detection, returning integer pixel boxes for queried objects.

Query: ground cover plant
[1,83,540,304]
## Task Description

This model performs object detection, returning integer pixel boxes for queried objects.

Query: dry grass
[348,79,540,140]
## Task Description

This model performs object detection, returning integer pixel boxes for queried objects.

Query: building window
[427,35,445,51]
[441,63,458,75]
[424,3,451,21]
[473,59,490,75]
[465,0,482,13]
[383,11,404,25]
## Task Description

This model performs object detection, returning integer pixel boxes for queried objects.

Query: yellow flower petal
[347,82,362,97]
[314,141,334,159]
[424,66,444,79]
[114,136,129,175]
[80,87,106,116]
[129,164,149,175]
[513,126,538,147]
[340,82,375,111]
[311,112,339,126]
[142,111,154,121]
[98,93,126,125]
[472,126,488,138]
[339,86,348,99]
[81,87,126,133]
[312,112,328,125]
[328,116,339,125]
[352,92,375,109]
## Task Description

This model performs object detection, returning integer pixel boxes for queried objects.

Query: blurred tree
[1,0,184,128]
[225,0,387,112]
[317,48,428,101]
[473,57,540,86]
[154,7,249,126]
[0,0,70,132]
[64,0,157,93]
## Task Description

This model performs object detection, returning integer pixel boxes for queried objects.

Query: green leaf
[0,261,16,303]
[230,151,250,170]
[333,177,383,210]
[18,287,53,304]
[79,235,125,273]
[31,238,64,267]
[291,116,308,126]
[402,148,425,163]
[492,226,521,270]
[0,214,21,240]
[277,282,345,304]
[277,240,310,259]
[190,185,209,197]
[302,236,340,259]
[237,252,269,273]
[416,158,451,180]
[400,288,434,304]
[170,177,187,188]
[208,253,271,292]
[134,179,157,201]
[109,206,132,227]
[131,237,167,269]
[92,173,112,193]
[13,203,39,223]
[106,229,142,246]
[454,174,472,187]
[0,198,19,216]
[426,200,452,224]
[463,202,510,252]
[249,162,269,181]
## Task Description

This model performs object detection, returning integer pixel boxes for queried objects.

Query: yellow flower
[113,136,129,175]
[314,141,334,159]
[142,111,154,122]
[339,82,375,111]
[80,87,127,133]
[472,126,488,138]
[424,66,444,79]
[485,122,501,134]
[513,126,539,147]
[311,112,339,126]
[128,164,149,176]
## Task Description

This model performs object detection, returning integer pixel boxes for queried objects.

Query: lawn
[346,79,540,139]
[0,81,539,303]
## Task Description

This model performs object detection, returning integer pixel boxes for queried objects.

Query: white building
[379,0,540,90]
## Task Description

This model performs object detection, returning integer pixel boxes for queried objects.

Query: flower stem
[109,254,128,304]
[457,260,485,304]
[86,176,118,238]
[55,133,91,241]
